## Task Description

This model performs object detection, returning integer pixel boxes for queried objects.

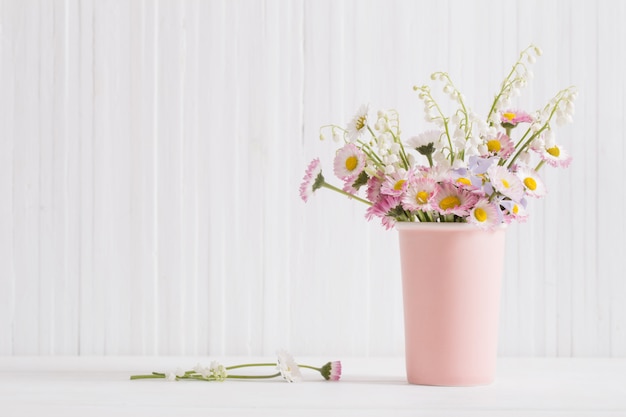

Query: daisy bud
[320,361,342,381]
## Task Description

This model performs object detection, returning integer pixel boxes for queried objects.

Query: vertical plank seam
[152,0,160,355]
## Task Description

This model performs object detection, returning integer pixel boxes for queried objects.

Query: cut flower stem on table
[130,350,341,383]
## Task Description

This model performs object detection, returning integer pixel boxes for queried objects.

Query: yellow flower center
[547,146,560,157]
[439,195,461,211]
[355,115,367,130]
[487,139,502,153]
[394,179,406,191]
[512,205,519,214]
[345,156,358,171]
[474,208,487,222]
[501,179,510,188]
[503,112,516,120]
[523,177,537,191]
[416,191,429,204]
[456,177,472,186]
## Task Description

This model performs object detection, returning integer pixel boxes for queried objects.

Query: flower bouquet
[300,44,576,230]
[300,45,576,386]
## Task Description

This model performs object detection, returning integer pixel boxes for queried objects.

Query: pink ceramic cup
[396,222,507,386]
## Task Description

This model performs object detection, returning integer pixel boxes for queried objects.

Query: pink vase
[396,222,507,386]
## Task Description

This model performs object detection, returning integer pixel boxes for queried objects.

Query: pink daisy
[333,143,367,180]
[538,144,572,168]
[500,109,533,127]
[432,182,478,216]
[365,195,400,230]
[381,170,412,197]
[484,132,515,159]
[299,158,324,202]
[401,177,438,211]
[366,175,383,202]
[467,199,503,229]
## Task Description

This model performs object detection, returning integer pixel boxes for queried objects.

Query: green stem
[226,363,276,370]
[227,373,282,380]
[356,139,385,168]
[426,153,433,168]
[322,182,373,206]
[535,160,546,171]
[130,374,164,380]
[486,45,534,123]
[506,126,545,169]
[298,364,321,372]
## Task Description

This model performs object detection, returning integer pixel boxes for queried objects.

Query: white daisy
[346,104,370,142]
[487,165,524,201]
[276,350,301,383]
[515,166,547,198]
[405,130,444,153]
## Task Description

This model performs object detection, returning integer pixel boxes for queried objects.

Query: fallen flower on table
[130,350,341,383]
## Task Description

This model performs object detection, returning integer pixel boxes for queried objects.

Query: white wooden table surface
[1,357,625,416]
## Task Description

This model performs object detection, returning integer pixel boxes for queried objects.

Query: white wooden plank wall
[0,0,624,357]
